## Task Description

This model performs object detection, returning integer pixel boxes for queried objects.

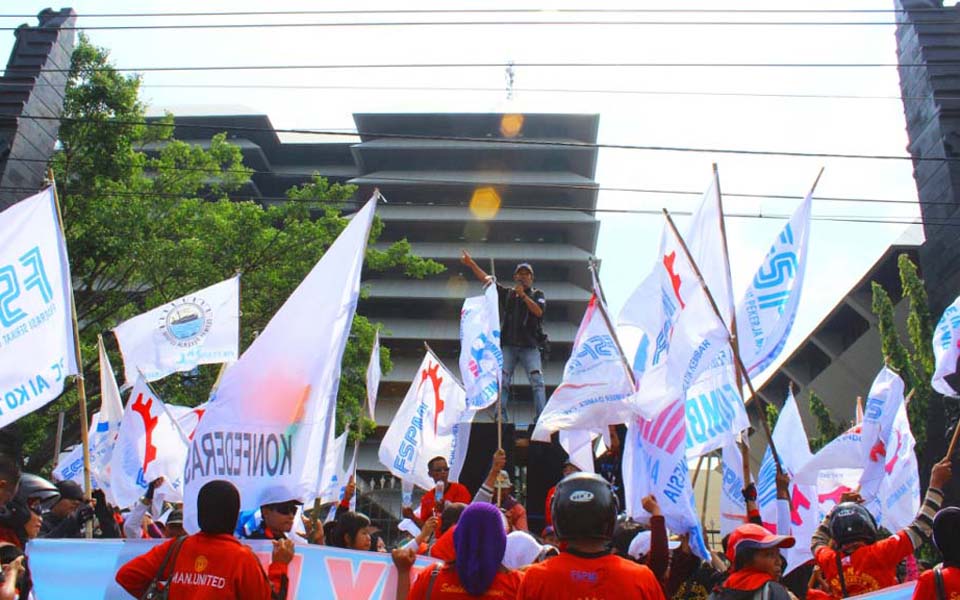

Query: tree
[6,35,444,471]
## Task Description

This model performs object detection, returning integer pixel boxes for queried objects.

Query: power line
[20,113,934,163]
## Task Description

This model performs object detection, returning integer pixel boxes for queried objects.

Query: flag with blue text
[458,282,502,414]
[932,294,960,397]
[0,187,79,429]
[858,367,906,503]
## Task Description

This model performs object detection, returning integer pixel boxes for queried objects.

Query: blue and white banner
[533,293,635,441]
[876,400,920,532]
[0,187,79,429]
[28,538,441,600]
[736,192,811,378]
[858,367,906,503]
[114,275,240,385]
[623,400,710,561]
[182,196,376,532]
[684,349,750,458]
[378,352,472,491]
[458,282,502,413]
[719,438,750,536]
[932,294,960,397]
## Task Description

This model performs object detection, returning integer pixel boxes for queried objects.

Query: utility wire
[17,113,936,163]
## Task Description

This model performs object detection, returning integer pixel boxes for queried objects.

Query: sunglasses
[430,466,450,473]
[267,504,299,516]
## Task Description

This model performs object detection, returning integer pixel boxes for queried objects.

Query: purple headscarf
[454,503,507,595]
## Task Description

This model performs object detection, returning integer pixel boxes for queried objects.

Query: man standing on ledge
[461,250,547,424]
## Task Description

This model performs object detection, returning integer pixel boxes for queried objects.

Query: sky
[0,1,934,397]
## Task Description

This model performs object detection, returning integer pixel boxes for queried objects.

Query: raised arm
[461,250,490,283]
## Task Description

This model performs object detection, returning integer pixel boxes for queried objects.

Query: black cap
[166,509,184,526]
[55,480,86,502]
[514,262,534,276]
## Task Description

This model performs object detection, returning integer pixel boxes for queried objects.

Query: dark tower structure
[0,8,77,210]
[895,0,960,497]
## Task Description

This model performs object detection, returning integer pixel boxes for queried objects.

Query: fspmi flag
[459,282,502,413]
[110,376,189,508]
[378,353,472,491]
[0,187,79,429]
[182,196,376,532]
[932,294,960,397]
[114,276,240,385]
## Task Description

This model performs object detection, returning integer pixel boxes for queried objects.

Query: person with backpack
[809,456,952,598]
[116,480,294,599]
[911,506,960,600]
[708,523,795,600]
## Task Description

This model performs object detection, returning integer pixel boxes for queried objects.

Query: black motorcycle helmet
[829,502,878,547]
[551,472,619,541]
[15,473,59,511]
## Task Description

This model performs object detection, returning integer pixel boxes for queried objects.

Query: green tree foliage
[8,36,443,470]
[870,254,932,455]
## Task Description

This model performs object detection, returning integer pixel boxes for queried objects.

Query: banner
[858,368,906,503]
[378,352,472,491]
[757,390,816,575]
[876,401,920,532]
[684,349,749,458]
[458,282,502,413]
[114,276,240,385]
[0,187,79,429]
[533,293,635,441]
[618,178,732,418]
[109,376,189,508]
[622,400,710,561]
[366,329,382,419]
[182,196,377,532]
[719,439,750,536]
[933,294,960,397]
[736,192,812,378]
[27,538,441,600]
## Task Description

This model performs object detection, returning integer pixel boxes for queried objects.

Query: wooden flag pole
[52,411,65,468]
[712,164,746,395]
[48,169,93,538]
[947,418,960,461]
[662,208,784,471]
[700,453,713,531]
[691,455,705,489]
[588,261,637,389]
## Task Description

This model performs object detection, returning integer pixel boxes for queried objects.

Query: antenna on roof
[505,60,515,101]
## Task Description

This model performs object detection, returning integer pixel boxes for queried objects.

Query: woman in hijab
[393,502,522,599]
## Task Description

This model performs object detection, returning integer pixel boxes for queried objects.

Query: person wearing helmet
[708,523,794,600]
[0,454,20,507]
[516,473,665,599]
[810,457,953,598]
[461,250,547,424]
[911,506,960,600]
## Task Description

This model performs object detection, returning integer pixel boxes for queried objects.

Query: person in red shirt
[810,457,952,599]
[912,507,960,600]
[544,461,580,528]
[517,472,664,600]
[709,523,795,599]
[393,502,521,600]
[116,480,294,600]
[404,456,472,527]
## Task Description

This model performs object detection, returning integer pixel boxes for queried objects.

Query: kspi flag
[110,376,189,508]
[114,276,240,385]
[182,196,376,532]
[0,187,78,429]
[458,282,502,414]
[933,294,960,397]
[378,353,472,491]
[533,293,635,441]
[366,329,382,420]
[858,367,906,503]
[736,192,812,378]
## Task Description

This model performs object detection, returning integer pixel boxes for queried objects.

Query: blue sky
[0,1,927,394]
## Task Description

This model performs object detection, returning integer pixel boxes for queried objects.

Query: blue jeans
[500,345,547,424]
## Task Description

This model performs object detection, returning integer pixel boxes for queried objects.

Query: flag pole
[700,453,713,531]
[588,261,637,389]
[947,419,960,460]
[691,455,705,488]
[662,208,783,471]
[52,411,65,468]
[47,169,93,538]
[712,164,745,394]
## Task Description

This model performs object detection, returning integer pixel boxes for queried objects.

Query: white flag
[113,276,240,385]
[533,293,635,441]
[618,179,732,418]
[933,295,960,397]
[182,196,376,532]
[876,401,920,532]
[0,187,79,429]
[110,376,189,508]
[858,367,906,503]
[366,329,382,420]
[756,390,817,575]
[736,193,812,378]
[684,349,750,458]
[378,352,473,491]
[558,430,596,474]
[318,429,349,502]
[622,400,711,561]
[719,439,751,536]
[458,282,502,412]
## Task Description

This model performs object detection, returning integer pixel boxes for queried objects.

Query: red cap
[726,523,795,563]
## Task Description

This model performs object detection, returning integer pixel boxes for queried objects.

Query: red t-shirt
[410,564,522,600]
[115,532,286,600]
[814,532,914,597]
[517,552,665,600]
[418,482,472,522]
[544,486,556,528]
[912,565,960,600]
